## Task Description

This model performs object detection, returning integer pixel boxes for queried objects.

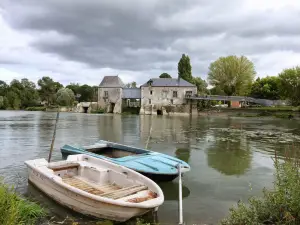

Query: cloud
[1,0,300,85]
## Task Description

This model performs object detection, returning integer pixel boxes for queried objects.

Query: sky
[0,0,300,86]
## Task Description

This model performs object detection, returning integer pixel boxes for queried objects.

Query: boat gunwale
[25,156,164,209]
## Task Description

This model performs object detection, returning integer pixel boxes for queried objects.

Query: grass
[221,149,300,225]
[0,179,46,225]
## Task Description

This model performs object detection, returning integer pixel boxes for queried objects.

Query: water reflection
[175,148,191,163]
[207,138,252,176]
[158,182,190,200]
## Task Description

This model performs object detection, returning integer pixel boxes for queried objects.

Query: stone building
[97,76,197,115]
[139,78,197,115]
[98,76,124,113]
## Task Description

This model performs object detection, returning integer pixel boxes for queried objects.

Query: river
[0,111,300,224]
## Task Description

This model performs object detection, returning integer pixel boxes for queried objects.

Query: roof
[140,78,196,87]
[122,88,141,99]
[99,76,125,87]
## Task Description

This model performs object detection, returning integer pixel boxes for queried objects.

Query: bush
[91,108,105,114]
[25,106,46,111]
[221,154,300,225]
[0,180,46,225]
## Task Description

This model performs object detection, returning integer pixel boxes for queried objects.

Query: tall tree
[0,81,9,96]
[208,55,256,96]
[250,76,280,100]
[278,66,300,106]
[38,76,63,105]
[56,88,75,106]
[193,77,208,94]
[178,54,192,82]
[20,78,39,107]
[159,73,172,78]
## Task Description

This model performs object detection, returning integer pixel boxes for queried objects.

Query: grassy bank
[0,180,46,225]
[221,151,300,224]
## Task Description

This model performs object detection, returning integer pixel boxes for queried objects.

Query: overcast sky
[0,0,300,86]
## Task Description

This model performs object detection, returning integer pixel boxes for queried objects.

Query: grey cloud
[1,0,300,79]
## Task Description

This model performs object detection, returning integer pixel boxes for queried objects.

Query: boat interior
[84,146,147,158]
[48,162,157,203]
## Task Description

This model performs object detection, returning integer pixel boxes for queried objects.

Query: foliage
[208,55,256,96]
[178,54,193,83]
[0,96,8,109]
[159,73,172,78]
[250,76,281,100]
[6,91,21,109]
[91,108,105,114]
[0,80,8,96]
[66,83,96,102]
[25,106,46,111]
[56,88,75,106]
[125,82,137,88]
[221,154,300,225]
[278,66,300,106]
[193,77,208,94]
[0,179,46,225]
[38,76,63,105]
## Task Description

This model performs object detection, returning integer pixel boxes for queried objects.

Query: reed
[0,179,46,225]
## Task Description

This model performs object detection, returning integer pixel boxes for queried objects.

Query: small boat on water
[61,140,191,182]
[25,154,164,222]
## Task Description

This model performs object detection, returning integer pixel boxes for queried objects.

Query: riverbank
[0,179,46,225]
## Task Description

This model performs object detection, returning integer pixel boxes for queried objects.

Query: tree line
[0,76,98,110]
[160,54,300,106]
[1,54,300,110]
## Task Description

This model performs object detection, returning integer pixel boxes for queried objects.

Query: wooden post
[48,108,60,163]
[178,164,184,225]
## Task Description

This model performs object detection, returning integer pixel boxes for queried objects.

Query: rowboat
[25,154,164,222]
[61,140,191,182]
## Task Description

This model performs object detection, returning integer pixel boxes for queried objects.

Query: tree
[193,77,208,95]
[66,83,80,96]
[6,91,21,109]
[20,78,39,108]
[56,88,75,106]
[0,80,8,96]
[208,55,256,96]
[38,77,63,105]
[250,76,280,100]
[278,66,300,106]
[178,54,192,82]
[125,82,137,88]
[159,73,172,78]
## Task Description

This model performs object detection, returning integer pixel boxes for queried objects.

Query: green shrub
[0,180,46,225]
[25,106,46,111]
[221,156,300,225]
[91,108,105,114]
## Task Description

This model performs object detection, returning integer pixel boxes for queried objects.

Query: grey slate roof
[122,88,141,99]
[99,76,125,87]
[140,78,195,87]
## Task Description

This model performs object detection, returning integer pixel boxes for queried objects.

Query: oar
[48,107,60,163]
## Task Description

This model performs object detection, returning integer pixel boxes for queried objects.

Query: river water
[1,111,300,224]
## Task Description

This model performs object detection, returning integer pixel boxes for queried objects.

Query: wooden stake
[48,108,60,163]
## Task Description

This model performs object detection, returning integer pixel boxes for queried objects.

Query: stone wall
[98,87,122,113]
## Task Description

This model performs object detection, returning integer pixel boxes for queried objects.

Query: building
[97,76,197,115]
[140,78,197,115]
[98,76,124,113]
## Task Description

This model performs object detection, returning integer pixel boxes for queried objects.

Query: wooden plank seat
[100,185,148,200]
[49,162,80,172]
[62,177,120,195]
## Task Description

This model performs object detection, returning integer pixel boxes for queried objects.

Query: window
[170,99,174,104]
[150,90,153,95]
[173,91,178,98]
[149,99,151,104]
[185,91,192,97]
[104,91,108,97]
[162,90,168,99]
